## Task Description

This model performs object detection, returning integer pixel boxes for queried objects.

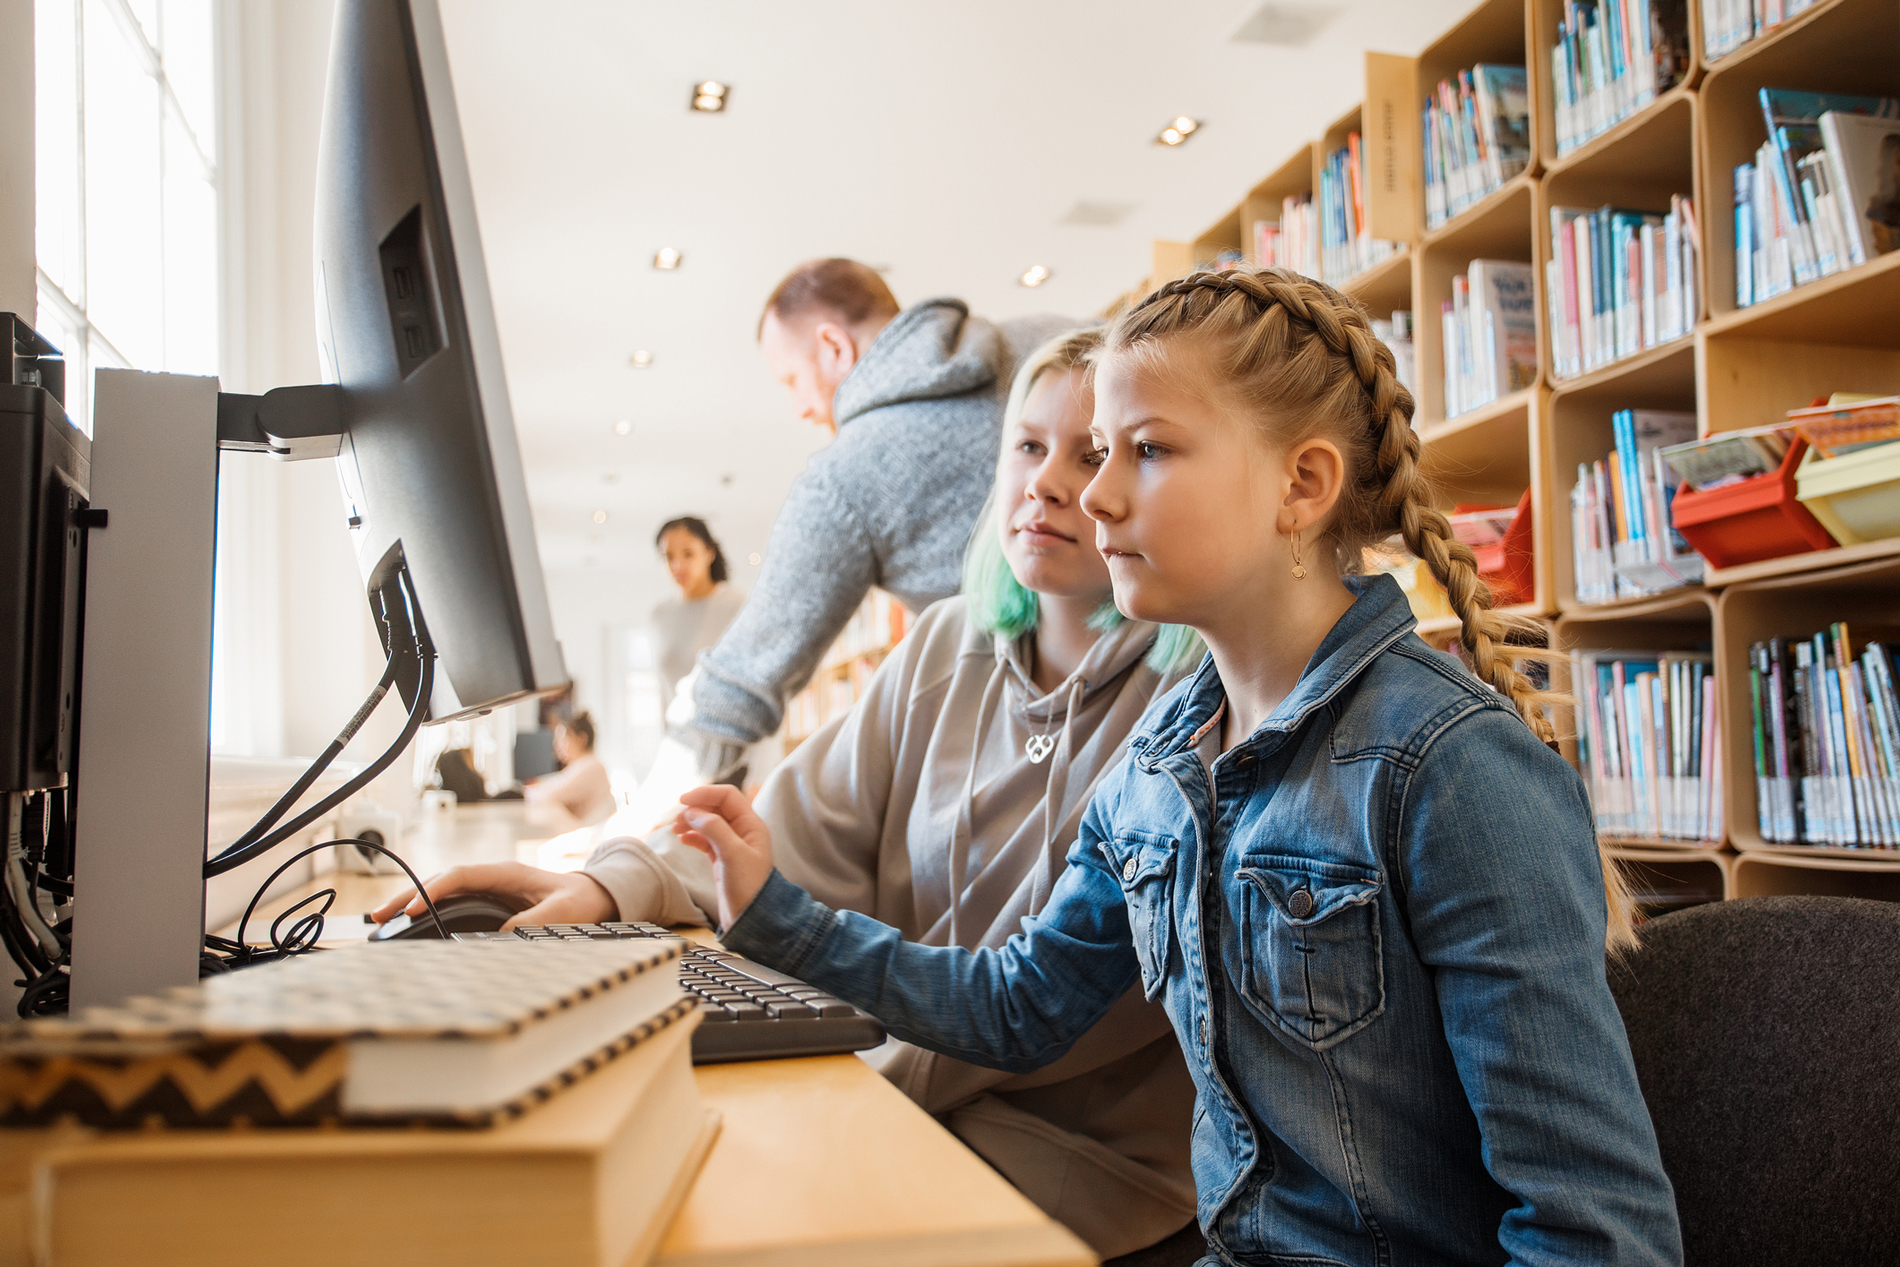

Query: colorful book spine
[1552,1,1689,156]
[1423,64,1530,230]
[1317,134,1404,286]
[1575,650,1722,841]
[1701,0,1821,63]
[1751,627,1900,847]
[1545,199,1698,380]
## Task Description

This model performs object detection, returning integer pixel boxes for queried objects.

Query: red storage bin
[1452,489,1535,606]
[1668,435,1837,569]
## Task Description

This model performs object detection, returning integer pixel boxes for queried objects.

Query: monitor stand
[69,369,221,1009]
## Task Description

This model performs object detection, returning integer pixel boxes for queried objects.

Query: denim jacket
[725,575,1682,1267]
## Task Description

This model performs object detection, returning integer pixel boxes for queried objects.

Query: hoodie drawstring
[946,667,1008,949]
[1029,675,1087,915]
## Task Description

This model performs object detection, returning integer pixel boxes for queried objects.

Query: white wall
[0,0,33,317]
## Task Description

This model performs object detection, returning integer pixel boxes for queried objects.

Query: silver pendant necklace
[1025,730,1055,764]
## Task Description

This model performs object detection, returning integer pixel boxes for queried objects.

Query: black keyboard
[455,921,886,1064]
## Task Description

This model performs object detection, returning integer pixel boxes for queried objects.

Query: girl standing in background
[650,516,746,721]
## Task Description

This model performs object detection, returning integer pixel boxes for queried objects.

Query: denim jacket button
[1287,888,1315,918]
[1122,857,1138,882]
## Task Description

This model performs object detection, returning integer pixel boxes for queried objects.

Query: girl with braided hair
[673,268,1682,1267]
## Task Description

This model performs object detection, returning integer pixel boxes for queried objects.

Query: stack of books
[1423,64,1532,230]
[1546,197,1699,381]
[1733,90,1900,308]
[3,939,712,1265]
[1575,650,1724,842]
[1569,408,1704,604]
[1371,310,1417,396]
[1440,260,1536,418]
[1701,0,1822,63]
[1253,195,1321,280]
[1551,0,1692,156]
[1317,134,1405,286]
[1749,626,1900,848]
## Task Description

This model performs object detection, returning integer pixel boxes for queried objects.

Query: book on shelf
[1701,0,1822,64]
[32,1011,715,1267]
[0,939,691,1129]
[1657,421,1792,489]
[1545,196,1698,381]
[1569,408,1704,604]
[1575,650,1724,842]
[1749,625,1900,849]
[1551,0,1691,157]
[1732,91,1900,307]
[1253,194,1321,279]
[1371,310,1417,396]
[1423,64,1531,230]
[1787,393,1900,458]
[1440,259,1536,419]
[1318,133,1405,286]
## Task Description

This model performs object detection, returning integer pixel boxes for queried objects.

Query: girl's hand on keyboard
[674,784,774,931]
[370,861,616,931]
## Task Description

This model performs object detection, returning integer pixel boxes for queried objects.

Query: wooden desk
[187,811,1097,1267]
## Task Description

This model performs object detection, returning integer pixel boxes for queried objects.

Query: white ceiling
[435,0,1469,621]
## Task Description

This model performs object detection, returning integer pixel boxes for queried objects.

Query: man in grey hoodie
[684,258,1079,778]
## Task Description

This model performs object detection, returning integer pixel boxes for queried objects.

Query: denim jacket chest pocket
[1230,853,1385,1050]
[1097,831,1176,1000]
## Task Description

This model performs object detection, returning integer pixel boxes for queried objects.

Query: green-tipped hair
[961,328,1204,676]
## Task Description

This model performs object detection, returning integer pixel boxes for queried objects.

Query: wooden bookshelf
[1134,0,1900,898]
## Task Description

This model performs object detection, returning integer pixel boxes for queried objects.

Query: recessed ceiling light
[690,81,729,112]
[1156,117,1201,146]
[747,552,762,566]
[1019,265,1053,288]
[652,247,683,270]
[629,349,653,368]
[613,419,633,436]
[592,509,609,524]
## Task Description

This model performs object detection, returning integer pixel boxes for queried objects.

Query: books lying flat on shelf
[1658,422,1792,490]
[1575,650,1723,842]
[1732,91,1900,307]
[1551,0,1691,156]
[33,1012,715,1267]
[1546,197,1698,381]
[1570,409,1703,604]
[1372,310,1416,396]
[1253,195,1321,280]
[1787,394,1900,458]
[1318,133,1405,286]
[1749,626,1900,848]
[1441,260,1536,419]
[1701,0,1821,64]
[0,939,688,1128]
[1423,64,1531,230]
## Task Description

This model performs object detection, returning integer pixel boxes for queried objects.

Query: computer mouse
[367,893,519,941]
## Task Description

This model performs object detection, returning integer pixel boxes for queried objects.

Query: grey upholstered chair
[1607,895,1900,1267]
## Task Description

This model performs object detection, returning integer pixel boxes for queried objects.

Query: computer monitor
[311,0,566,722]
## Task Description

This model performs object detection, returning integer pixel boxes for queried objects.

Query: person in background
[375,330,1205,1263]
[667,258,1079,785]
[649,516,746,721]
[524,713,616,826]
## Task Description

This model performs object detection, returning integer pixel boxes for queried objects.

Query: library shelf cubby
[1123,0,1900,904]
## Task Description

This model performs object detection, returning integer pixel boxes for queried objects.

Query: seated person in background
[375,330,1206,1263]
[523,713,616,826]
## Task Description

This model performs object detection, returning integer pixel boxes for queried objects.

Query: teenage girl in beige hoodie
[377,329,1202,1259]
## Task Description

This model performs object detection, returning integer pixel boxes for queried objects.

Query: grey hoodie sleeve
[688,472,878,754]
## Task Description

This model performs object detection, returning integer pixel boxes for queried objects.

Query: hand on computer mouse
[369,861,616,932]
[673,784,774,931]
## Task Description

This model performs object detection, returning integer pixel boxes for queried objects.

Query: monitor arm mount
[216,384,346,460]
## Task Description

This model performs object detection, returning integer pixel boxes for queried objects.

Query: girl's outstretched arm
[675,785,1143,1074]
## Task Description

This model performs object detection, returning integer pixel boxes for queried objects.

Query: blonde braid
[1112,267,1636,951]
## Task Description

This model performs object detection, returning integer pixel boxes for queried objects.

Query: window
[35,0,218,431]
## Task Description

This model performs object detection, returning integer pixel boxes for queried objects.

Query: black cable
[221,655,399,859]
[229,837,450,962]
[204,650,433,879]
[206,566,435,879]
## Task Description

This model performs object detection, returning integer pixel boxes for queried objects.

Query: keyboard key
[699,1005,735,1023]
[814,1001,859,1019]
[766,1001,818,1021]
